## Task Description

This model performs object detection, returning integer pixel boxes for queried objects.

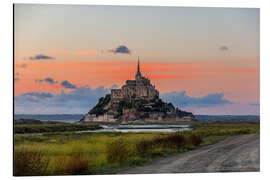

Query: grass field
[14,122,259,176]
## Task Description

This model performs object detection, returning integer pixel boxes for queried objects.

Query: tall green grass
[106,139,132,164]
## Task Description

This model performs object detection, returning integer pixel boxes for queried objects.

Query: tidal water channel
[19,124,192,136]
[77,124,192,133]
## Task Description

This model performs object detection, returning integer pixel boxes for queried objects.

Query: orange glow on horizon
[14,59,259,102]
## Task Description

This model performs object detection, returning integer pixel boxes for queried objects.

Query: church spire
[137,56,140,73]
[136,56,142,78]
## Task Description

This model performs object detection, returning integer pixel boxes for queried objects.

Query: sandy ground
[119,134,260,174]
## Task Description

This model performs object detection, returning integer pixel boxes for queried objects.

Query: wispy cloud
[219,45,229,51]
[14,85,117,114]
[29,54,54,60]
[109,45,131,54]
[161,91,233,108]
[61,80,77,89]
[35,77,58,85]
[21,92,54,99]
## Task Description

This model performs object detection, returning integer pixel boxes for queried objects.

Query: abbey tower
[111,58,159,102]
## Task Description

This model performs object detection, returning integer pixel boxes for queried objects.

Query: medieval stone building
[111,59,159,102]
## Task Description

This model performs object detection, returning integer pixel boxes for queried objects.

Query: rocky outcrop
[80,93,195,123]
[80,59,195,123]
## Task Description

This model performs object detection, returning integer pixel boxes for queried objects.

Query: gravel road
[119,134,260,174]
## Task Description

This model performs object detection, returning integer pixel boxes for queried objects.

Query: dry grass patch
[187,133,203,146]
[14,148,49,176]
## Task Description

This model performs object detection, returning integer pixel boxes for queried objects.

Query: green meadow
[14,122,259,176]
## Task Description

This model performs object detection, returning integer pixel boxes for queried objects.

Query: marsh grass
[51,156,67,175]
[187,134,202,146]
[14,122,259,175]
[106,139,132,164]
[65,150,89,175]
[135,139,153,157]
[135,133,187,157]
[14,148,49,176]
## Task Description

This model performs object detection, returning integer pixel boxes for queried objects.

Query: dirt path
[119,134,260,174]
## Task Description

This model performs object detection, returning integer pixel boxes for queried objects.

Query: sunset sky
[14,4,260,115]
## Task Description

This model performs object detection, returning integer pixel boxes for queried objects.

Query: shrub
[135,140,153,157]
[188,134,203,146]
[135,138,165,158]
[65,152,89,175]
[105,139,131,164]
[135,133,187,158]
[162,133,186,148]
[14,149,49,176]
[52,148,91,175]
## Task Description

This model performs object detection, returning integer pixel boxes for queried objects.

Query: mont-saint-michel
[14,4,259,176]
[81,59,195,123]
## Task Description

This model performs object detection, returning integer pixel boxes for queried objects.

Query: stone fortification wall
[111,76,159,101]
[83,113,116,122]
[111,89,124,100]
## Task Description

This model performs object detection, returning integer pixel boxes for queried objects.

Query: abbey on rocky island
[81,58,195,123]
[111,59,159,102]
